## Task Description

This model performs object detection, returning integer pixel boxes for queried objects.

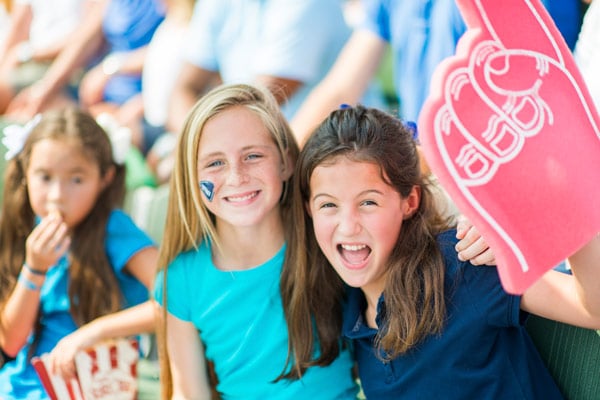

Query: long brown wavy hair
[0,108,126,350]
[281,105,453,378]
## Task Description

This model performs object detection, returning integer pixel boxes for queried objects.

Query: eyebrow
[199,144,273,160]
[32,165,91,174]
[311,189,384,201]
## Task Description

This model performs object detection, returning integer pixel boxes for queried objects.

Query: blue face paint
[200,181,215,202]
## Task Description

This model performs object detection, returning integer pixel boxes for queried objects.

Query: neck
[212,212,285,271]
[361,279,386,329]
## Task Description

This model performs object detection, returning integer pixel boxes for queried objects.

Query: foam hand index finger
[458,0,563,61]
[419,0,600,294]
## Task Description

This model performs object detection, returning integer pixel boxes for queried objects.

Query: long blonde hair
[157,83,299,399]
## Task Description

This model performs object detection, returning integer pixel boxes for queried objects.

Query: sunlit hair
[0,107,126,341]
[281,105,452,377]
[157,83,299,398]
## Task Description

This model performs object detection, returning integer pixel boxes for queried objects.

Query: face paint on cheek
[200,180,215,202]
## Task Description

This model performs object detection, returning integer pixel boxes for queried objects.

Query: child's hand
[455,215,496,265]
[25,211,71,273]
[47,324,101,380]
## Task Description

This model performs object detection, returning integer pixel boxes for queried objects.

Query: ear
[305,200,312,218]
[101,166,116,190]
[403,185,421,219]
[281,150,294,181]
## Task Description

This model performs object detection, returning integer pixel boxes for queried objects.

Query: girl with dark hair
[282,105,600,399]
[0,107,158,399]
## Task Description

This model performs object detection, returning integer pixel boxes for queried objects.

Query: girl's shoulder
[106,209,152,241]
[435,229,460,258]
[105,209,155,268]
[168,240,213,275]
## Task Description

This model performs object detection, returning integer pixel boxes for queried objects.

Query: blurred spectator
[574,0,600,110]
[148,0,377,183]
[4,0,164,125]
[291,0,466,145]
[0,0,11,45]
[0,0,87,114]
[131,0,195,153]
[544,0,587,50]
[291,0,588,146]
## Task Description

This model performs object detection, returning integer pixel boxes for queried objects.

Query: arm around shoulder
[521,234,600,329]
[568,234,600,317]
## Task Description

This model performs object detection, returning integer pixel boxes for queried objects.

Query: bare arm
[254,75,303,106]
[567,234,600,316]
[79,45,150,109]
[166,62,220,134]
[123,245,159,290]
[0,214,70,356]
[0,3,31,61]
[166,311,212,400]
[5,0,108,118]
[521,235,600,328]
[47,301,156,378]
[46,245,159,378]
[290,30,387,147]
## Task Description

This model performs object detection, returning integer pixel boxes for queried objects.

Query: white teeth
[227,192,257,202]
[341,244,367,251]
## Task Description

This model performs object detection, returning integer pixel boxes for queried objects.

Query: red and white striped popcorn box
[31,338,139,400]
[75,338,139,400]
[32,355,84,400]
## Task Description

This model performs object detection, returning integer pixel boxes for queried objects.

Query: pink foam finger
[419,0,600,294]
[460,0,563,62]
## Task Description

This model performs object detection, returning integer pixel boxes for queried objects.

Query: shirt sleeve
[253,0,350,83]
[359,0,390,42]
[105,209,155,272]
[183,0,220,70]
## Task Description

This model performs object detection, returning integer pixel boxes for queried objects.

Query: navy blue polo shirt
[343,230,563,399]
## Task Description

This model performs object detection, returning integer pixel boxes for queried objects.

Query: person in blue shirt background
[291,0,586,146]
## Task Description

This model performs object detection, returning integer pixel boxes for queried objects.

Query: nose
[337,207,362,237]
[225,162,249,186]
[47,180,64,203]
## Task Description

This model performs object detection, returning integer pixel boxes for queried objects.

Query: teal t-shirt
[155,241,358,399]
[0,210,154,399]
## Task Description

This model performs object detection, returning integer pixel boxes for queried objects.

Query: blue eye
[246,153,262,160]
[361,200,377,206]
[320,202,336,209]
[206,160,224,168]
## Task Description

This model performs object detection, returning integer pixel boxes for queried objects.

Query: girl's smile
[338,243,371,269]
[309,156,418,299]
[197,106,292,230]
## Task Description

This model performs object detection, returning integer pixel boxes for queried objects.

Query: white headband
[1,113,130,165]
[2,114,42,161]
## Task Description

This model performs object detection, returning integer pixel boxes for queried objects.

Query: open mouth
[225,191,259,203]
[338,243,371,265]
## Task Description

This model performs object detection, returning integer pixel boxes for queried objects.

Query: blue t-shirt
[360,0,466,122]
[343,230,563,399]
[183,0,352,119]
[154,241,358,399]
[101,0,165,104]
[0,210,154,400]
